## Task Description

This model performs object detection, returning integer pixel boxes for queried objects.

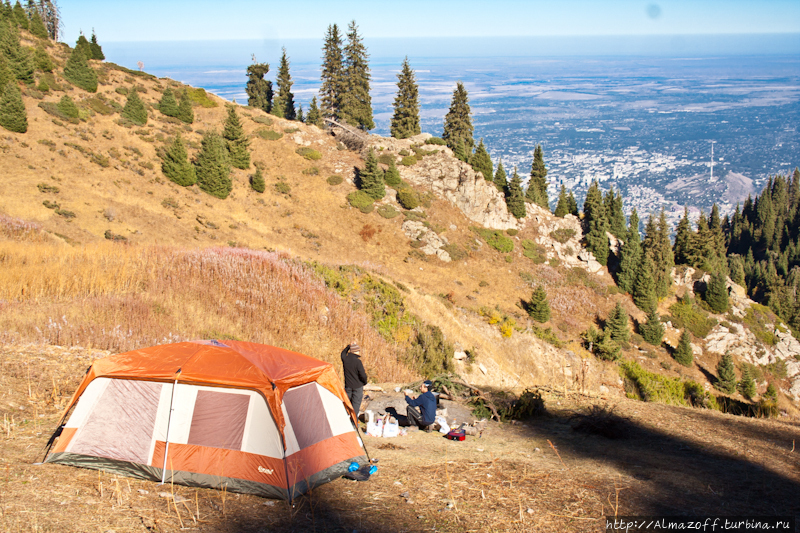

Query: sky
[61,0,800,43]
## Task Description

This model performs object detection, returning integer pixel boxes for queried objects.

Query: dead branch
[450,378,501,421]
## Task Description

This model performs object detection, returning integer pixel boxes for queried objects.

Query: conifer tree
[633,254,657,312]
[442,81,473,153]
[158,87,178,117]
[605,187,626,239]
[638,305,664,346]
[606,301,629,343]
[63,46,96,92]
[567,190,579,216]
[272,47,296,120]
[319,23,344,120]
[493,159,507,193]
[306,96,321,127]
[583,180,609,266]
[526,144,548,208]
[0,55,14,91]
[674,329,693,367]
[223,105,250,170]
[38,0,60,40]
[506,167,526,219]
[28,7,47,39]
[642,210,674,298]
[738,366,756,400]
[384,158,401,188]
[75,33,91,61]
[390,57,420,139]
[194,131,232,199]
[89,30,104,60]
[0,80,26,133]
[296,103,304,122]
[454,139,467,162]
[250,167,265,193]
[553,185,570,217]
[12,1,27,29]
[673,206,692,265]
[704,270,729,313]
[470,138,493,182]
[528,285,550,323]
[176,91,194,123]
[33,45,53,72]
[617,208,642,294]
[715,353,736,393]
[1,23,34,83]
[340,20,373,130]
[358,148,385,200]
[161,132,196,186]
[121,91,147,125]
[245,61,272,113]
[57,94,78,118]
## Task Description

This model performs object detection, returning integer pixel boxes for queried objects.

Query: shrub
[250,168,265,193]
[442,243,467,262]
[377,153,395,166]
[37,183,59,193]
[377,204,399,219]
[549,227,576,244]
[473,227,514,253]
[669,300,717,338]
[302,166,319,176]
[521,239,546,263]
[506,229,518,236]
[275,182,291,195]
[347,191,374,213]
[397,189,419,210]
[256,129,282,141]
[620,360,691,406]
[583,326,621,361]
[425,136,446,145]
[57,95,79,119]
[405,325,454,378]
[296,147,322,161]
[252,115,273,125]
[85,97,115,115]
[185,87,217,108]
[327,174,343,185]
[399,155,417,166]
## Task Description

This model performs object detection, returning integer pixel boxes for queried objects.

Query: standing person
[341,342,368,415]
[405,380,436,432]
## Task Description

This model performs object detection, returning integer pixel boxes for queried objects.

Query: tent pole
[159,379,179,485]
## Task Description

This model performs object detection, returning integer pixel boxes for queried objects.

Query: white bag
[383,419,399,438]
[436,415,450,434]
[365,410,383,437]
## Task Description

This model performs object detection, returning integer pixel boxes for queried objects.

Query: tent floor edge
[289,455,367,498]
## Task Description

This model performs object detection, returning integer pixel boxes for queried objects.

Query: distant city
[105,40,800,228]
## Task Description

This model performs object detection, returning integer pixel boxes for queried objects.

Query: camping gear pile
[43,340,371,501]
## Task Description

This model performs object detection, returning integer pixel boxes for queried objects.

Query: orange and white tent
[44,340,368,500]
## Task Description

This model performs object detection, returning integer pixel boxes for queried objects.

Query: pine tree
[272,47,296,120]
[158,87,178,117]
[75,33,91,60]
[505,167,526,219]
[28,7,47,39]
[493,159,507,193]
[33,45,53,72]
[319,23,344,120]
[223,105,250,170]
[470,138,493,182]
[704,270,729,313]
[583,180,609,266]
[442,82,473,153]
[194,131,232,199]
[528,285,550,323]
[715,353,737,393]
[56,94,78,118]
[12,0,26,29]
[1,23,34,83]
[390,56,420,139]
[63,46,96,92]
[553,185,570,217]
[296,103,304,123]
[250,167,265,193]
[358,148,385,200]
[161,132,196,186]
[245,61,272,113]
[89,30,104,60]
[121,91,147,125]
[176,91,194,124]
[567,190,579,216]
[638,305,664,346]
[673,206,692,265]
[606,301,629,343]
[454,139,466,162]
[605,187,626,239]
[617,208,642,293]
[674,329,693,367]
[641,210,674,299]
[0,80,26,133]
[340,20,373,130]
[384,158,401,188]
[306,96,321,127]
[526,144,548,208]
[0,55,15,91]
[38,0,59,40]
[633,255,657,312]
[738,366,756,400]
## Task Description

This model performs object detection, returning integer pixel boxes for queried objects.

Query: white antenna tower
[709,141,716,182]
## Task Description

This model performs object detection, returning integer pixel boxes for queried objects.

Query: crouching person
[405,380,436,432]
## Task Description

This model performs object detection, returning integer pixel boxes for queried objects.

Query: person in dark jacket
[341,342,368,415]
[405,380,436,431]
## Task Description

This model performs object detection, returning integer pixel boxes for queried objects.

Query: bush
[347,190,374,213]
[506,229,518,236]
[549,227,576,244]
[425,137,446,145]
[302,167,319,176]
[250,168,265,193]
[252,115,273,125]
[405,325,454,378]
[256,129,282,141]
[275,182,291,195]
[327,174,343,185]
[399,155,417,166]
[377,153,395,165]
[296,147,322,160]
[85,97,115,115]
[669,300,717,338]
[620,360,692,406]
[377,204,399,219]
[521,239,545,263]
[185,87,217,108]
[397,188,419,210]
[57,95,79,119]
[473,227,514,253]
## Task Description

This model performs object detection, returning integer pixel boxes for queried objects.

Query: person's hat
[423,380,433,389]
[349,343,361,354]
